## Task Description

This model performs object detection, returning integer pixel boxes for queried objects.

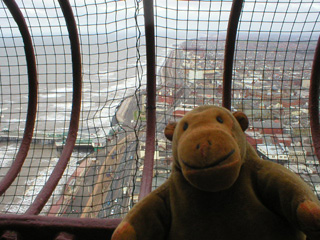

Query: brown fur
[112,105,320,240]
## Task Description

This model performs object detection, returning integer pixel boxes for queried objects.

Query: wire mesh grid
[153,0,320,196]
[233,0,320,194]
[0,0,319,223]
[0,0,147,218]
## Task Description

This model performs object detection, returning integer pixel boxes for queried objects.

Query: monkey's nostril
[196,144,200,149]
[208,140,212,145]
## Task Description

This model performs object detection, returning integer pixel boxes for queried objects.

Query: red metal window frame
[0,0,319,239]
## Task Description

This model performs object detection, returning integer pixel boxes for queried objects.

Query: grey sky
[0,0,319,37]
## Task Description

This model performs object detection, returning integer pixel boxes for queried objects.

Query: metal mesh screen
[234,0,320,193]
[0,0,147,218]
[153,0,320,197]
[0,0,319,227]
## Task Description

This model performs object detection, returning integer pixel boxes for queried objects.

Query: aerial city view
[0,36,319,219]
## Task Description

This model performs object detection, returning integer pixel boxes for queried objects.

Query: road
[57,81,191,218]
[80,93,144,218]
[59,154,103,217]
[98,139,140,218]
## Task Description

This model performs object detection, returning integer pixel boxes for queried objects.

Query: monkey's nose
[196,140,212,157]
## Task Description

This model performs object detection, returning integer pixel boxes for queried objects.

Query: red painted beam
[139,0,157,201]
[309,36,320,163]
[223,0,244,110]
[0,0,38,196]
[0,214,120,240]
[26,0,82,215]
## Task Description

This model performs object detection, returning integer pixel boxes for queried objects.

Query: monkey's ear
[164,122,177,141]
[233,112,249,132]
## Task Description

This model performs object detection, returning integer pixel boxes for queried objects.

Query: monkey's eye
[216,116,223,123]
[183,122,188,131]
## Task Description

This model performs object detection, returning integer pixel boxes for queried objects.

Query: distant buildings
[137,38,320,196]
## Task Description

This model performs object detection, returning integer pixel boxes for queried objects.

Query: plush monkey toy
[112,105,320,240]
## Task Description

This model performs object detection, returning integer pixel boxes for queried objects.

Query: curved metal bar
[222,0,244,110]
[26,0,82,215]
[139,0,156,200]
[309,36,320,163]
[0,0,38,195]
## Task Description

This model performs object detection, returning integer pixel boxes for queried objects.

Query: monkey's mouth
[181,149,235,170]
